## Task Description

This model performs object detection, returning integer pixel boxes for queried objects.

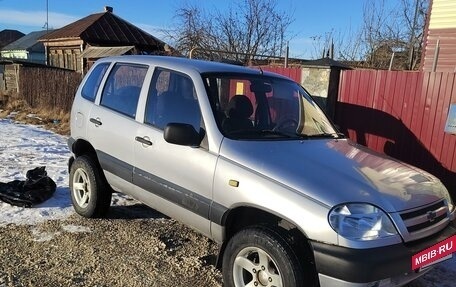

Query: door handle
[89,118,102,126]
[135,136,153,146]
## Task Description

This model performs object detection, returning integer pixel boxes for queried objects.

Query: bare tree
[169,4,217,56]
[312,0,428,70]
[399,0,428,69]
[166,0,294,64]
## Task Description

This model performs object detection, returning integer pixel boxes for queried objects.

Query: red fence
[257,66,302,83]
[336,70,456,195]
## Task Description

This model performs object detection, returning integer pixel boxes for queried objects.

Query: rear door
[87,62,149,192]
[133,68,217,237]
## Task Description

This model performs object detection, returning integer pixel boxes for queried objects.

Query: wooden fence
[19,66,82,112]
[336,70,456,195]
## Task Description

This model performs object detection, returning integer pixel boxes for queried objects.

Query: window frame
[99,62,149,118]
[144,67,201,130]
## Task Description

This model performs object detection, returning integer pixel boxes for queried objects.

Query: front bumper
[311,222,456,286]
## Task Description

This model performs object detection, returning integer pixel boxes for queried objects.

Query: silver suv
[68,55,455,287]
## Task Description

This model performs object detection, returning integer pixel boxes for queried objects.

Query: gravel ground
[1,200,455,287]
[0,203,222,287]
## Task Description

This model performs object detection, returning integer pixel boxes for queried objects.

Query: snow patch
[62,224,91,233]
[31,227,61,242]
[0,119,73,226]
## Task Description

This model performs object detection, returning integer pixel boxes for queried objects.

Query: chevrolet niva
[68,55,455,287]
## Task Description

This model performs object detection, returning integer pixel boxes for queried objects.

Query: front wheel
[69,155,111,218]
[222,226,306,287]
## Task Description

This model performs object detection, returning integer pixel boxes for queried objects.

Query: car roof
[95,55,290,80]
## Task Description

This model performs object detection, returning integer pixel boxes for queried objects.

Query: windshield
[203,72,339,140]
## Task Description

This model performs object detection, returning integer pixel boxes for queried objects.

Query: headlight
[329,203,398,241]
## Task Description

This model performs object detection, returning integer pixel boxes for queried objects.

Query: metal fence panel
[337,70,456,196]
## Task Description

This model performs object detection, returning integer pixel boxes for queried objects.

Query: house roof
[39,11,165,51]
[2,30,53,53]
[0,29,25,49]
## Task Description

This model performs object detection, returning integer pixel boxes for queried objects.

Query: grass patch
[0,98,71,135]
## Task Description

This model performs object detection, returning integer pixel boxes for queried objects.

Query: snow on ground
[0,118,133,226]
[0,118,455,285]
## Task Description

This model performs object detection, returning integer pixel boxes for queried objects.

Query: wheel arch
[216,205,317,278]
[69,138,100,172]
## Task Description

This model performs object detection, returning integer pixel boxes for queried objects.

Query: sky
[0,115,455,284]
[0,0,374,59]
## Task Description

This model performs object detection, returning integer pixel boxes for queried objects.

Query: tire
[69,155,111,218]
[222,226,306,287]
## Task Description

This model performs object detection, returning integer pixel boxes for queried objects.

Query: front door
[133,68,216,237]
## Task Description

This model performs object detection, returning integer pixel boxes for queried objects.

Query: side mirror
[163,123,202,146]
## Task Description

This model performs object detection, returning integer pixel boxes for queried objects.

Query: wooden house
[39,6,167,73]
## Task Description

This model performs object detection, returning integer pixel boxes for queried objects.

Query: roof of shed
[39,11,165,50]
[80,46,134,58]
[302,57,351,69]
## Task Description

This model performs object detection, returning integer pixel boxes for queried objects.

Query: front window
[203,73,339,140]
[144,68,201,131]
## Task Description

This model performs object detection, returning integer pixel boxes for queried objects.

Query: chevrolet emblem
[426,211,437,222]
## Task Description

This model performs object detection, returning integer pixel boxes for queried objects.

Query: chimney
[104,6,113,13]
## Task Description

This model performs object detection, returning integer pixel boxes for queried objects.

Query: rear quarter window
[81,62,110,102]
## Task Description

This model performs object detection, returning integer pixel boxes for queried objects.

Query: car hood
[219,138,448,212]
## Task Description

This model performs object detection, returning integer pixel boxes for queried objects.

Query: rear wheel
[222,226,306,287]
[69,155,111,218]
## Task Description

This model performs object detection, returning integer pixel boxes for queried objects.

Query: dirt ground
[0,204,451,287]
[0,203,223,287]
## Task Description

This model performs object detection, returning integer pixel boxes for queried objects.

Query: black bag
[0,166,56,207]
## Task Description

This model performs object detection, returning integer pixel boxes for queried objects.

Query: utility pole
[44,0,49,65]
[46,0,49,31]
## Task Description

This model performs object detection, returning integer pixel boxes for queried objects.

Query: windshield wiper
[300,132,345,139]
[227,129,296,139]
[248,129,298,138]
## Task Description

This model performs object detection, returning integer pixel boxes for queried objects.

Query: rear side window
[100,63,148,118]
[81,62,110,102]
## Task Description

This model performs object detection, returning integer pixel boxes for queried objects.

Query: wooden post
[15,65,19,95]
[389,52,395,71]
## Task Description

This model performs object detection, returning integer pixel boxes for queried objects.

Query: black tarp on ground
[0,166,56,207]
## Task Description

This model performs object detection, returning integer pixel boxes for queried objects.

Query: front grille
[400,200,448,233]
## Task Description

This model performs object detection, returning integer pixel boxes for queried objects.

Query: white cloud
[0,9,78,29]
